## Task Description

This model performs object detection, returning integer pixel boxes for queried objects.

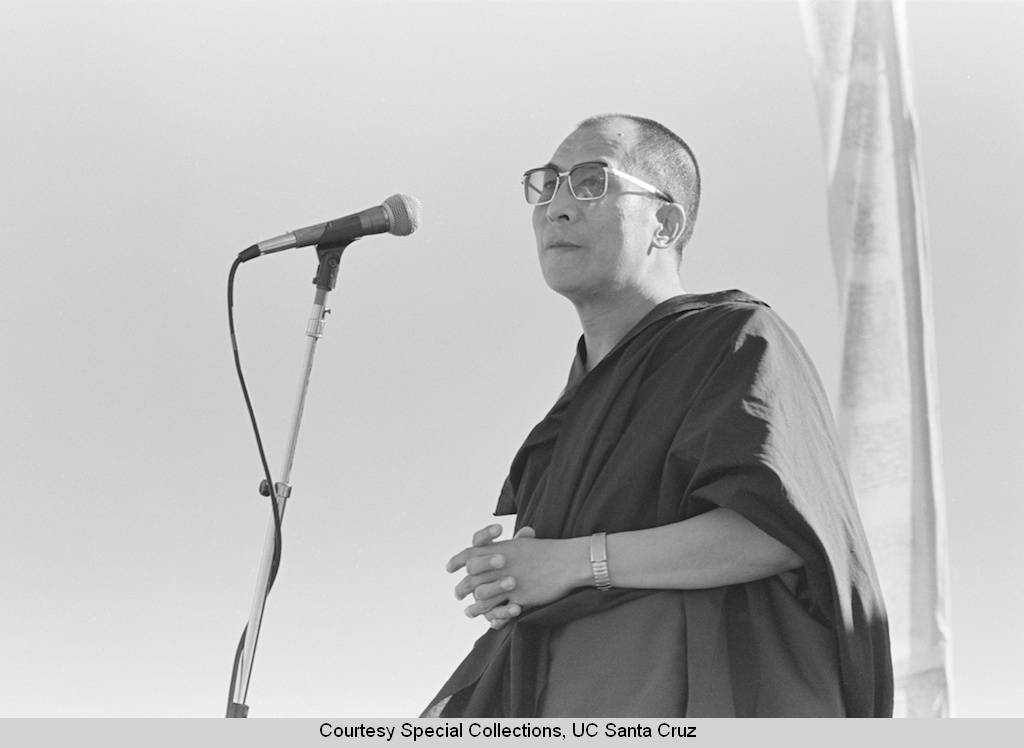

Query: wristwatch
[590,532,612,590]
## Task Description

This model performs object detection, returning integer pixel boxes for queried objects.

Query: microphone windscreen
[383,193,422,236]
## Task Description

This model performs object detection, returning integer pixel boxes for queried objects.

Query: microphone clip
[313,240,354,292]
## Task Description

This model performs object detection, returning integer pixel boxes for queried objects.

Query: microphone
[239,194,422,261]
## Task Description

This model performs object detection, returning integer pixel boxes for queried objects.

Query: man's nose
[545,178,579,222]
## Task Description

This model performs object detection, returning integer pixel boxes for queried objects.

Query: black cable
[224,254,284,716]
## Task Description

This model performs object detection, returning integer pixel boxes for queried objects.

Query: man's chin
[541,268,587,298]
[540,254,592,291]
[541,274,607,305]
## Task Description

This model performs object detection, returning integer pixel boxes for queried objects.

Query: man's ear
[652,203,687,250]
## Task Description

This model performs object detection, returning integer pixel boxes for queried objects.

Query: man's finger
[472,524,503,546]
[446,548,471,573]
[454,570,501,600]
[486,602,522,620]
[448,526,505,572]
[485,602,523,629]
[465,581,515,618]
[465,596,503,618]
[513,526,536,539]
[466,553,504,575]
[469,576,516,607]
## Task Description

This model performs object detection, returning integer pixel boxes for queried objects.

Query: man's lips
[545,240,583,250]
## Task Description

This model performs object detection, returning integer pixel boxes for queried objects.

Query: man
[423,114,892,717]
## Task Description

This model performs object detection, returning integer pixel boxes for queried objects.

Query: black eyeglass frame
[521,161,675,206]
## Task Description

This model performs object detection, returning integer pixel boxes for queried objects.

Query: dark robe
[423,291,893,717]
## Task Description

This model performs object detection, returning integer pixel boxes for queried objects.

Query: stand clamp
[258,480,292,500]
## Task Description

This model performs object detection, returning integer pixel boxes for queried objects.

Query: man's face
[532,120,662,302]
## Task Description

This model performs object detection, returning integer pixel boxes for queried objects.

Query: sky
[1,0,1021,718]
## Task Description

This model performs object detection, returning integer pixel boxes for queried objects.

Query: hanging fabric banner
[799,0,952,717]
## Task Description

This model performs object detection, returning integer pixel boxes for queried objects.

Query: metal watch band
[590,531,612,590]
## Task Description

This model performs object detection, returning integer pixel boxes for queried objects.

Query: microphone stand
[227,240,352,718]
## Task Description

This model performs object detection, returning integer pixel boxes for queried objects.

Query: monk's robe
[423,291,893,717]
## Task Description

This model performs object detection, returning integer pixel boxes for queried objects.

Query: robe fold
[424,290,893,717]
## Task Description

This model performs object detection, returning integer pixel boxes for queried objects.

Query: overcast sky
[1,0,1021,717]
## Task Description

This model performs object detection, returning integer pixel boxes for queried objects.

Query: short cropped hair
[577,113,701,253]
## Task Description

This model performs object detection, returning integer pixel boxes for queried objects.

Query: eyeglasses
[521,161,674,206]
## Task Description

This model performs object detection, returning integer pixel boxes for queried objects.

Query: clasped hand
[446,524,573,630]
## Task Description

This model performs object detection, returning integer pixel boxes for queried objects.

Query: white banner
[800,0,952,717]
